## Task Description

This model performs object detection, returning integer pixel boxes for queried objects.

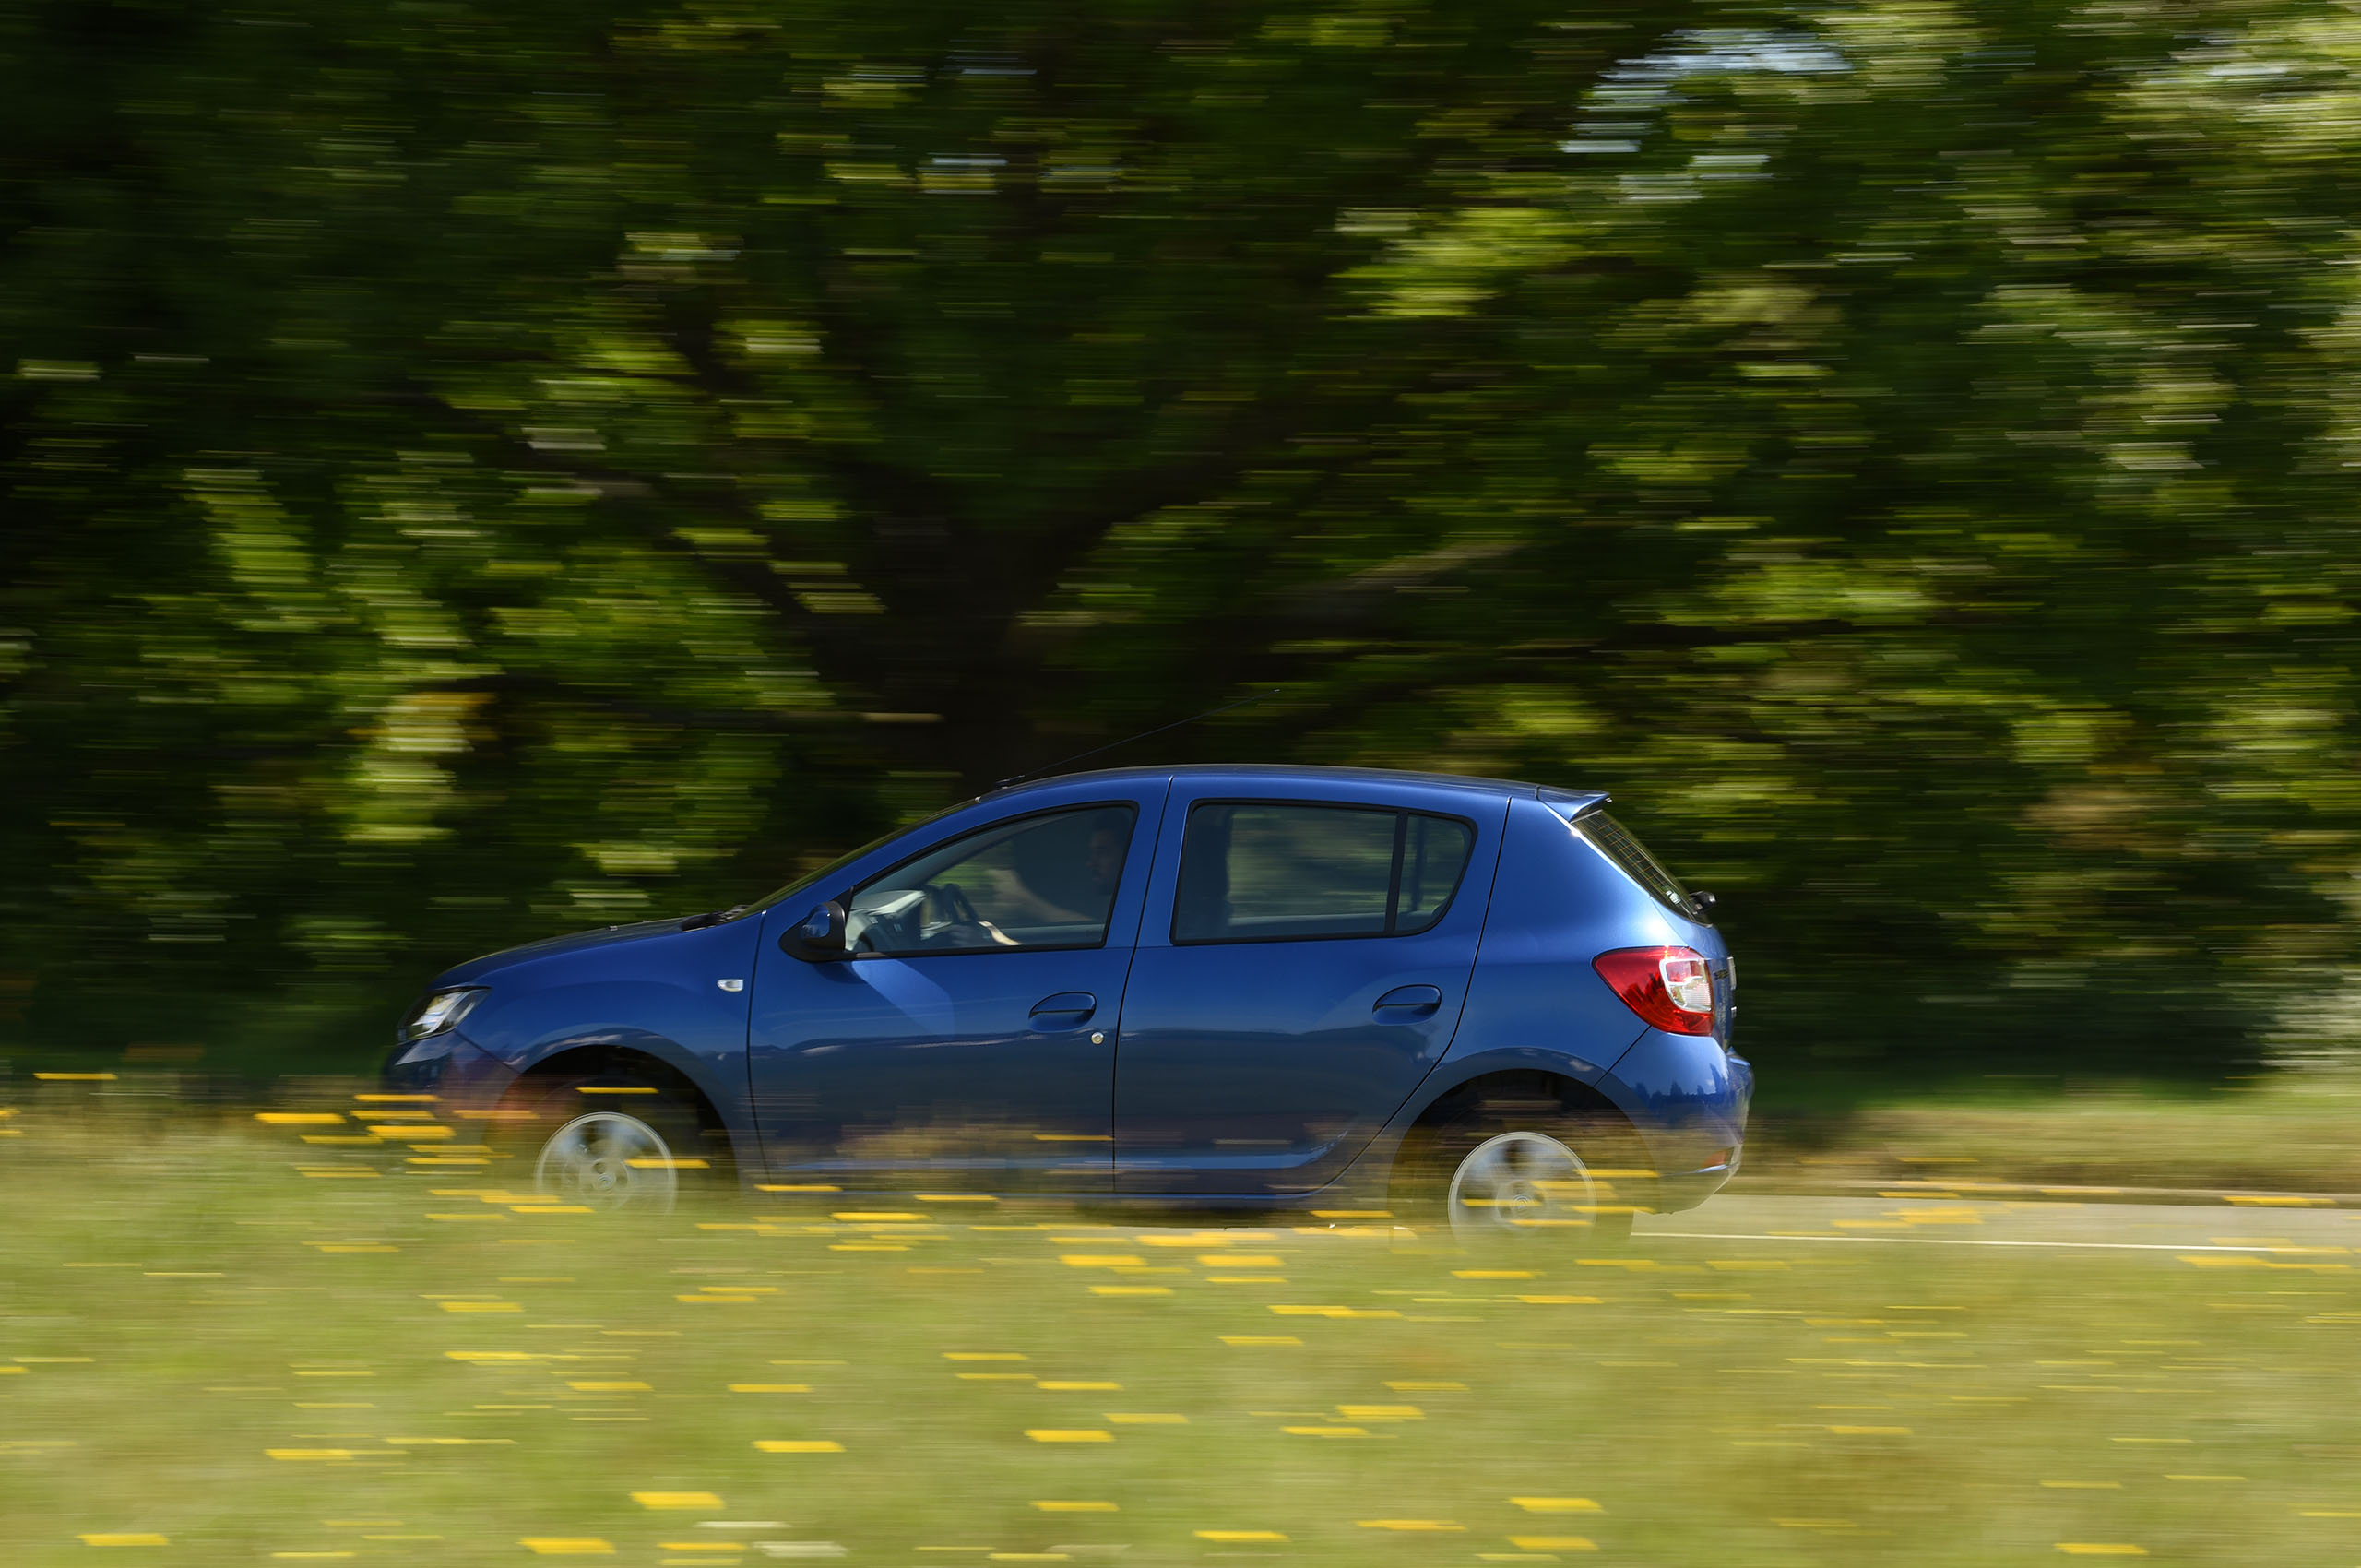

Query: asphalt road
[1636,1192,2361,1255]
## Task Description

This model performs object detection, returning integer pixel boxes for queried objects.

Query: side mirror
[1690,889,1718,920]
[779,899,849,962]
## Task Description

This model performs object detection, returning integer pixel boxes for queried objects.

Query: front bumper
[377,1032,519,1150]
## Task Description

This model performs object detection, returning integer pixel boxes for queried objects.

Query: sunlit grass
[1749,1074,2361,1194]
[2,1101,2357,1565]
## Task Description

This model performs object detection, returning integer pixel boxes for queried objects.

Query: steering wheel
[848,886,925,953]
[917,881,982,946]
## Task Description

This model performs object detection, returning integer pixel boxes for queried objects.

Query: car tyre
[1394,1089,1644,1249]
[506,1074,719,1214]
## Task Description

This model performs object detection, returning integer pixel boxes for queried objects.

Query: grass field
[1742,1073,2361,1195]
[3,1094,2359,1567]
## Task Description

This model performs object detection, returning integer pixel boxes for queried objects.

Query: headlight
[400,987,486,1043]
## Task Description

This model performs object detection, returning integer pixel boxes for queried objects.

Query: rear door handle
[1028,992,1098,1028]
[1372,984,1443,1015]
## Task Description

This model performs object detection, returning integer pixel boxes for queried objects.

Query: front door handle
[1372,984,1443,1015]
[1028,992,1097,1028]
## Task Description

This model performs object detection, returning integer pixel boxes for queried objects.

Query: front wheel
[510,1076,717,1213]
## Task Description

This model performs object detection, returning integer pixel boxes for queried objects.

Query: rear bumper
[1651,1150,1739,1214]
[1602,1030,1750,1213]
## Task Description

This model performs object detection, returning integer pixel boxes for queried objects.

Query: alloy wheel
[1443,1129,1601,1241]
[533,1110,682,1212]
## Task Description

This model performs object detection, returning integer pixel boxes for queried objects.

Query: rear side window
[1580,812,1701,919]
[1172,802,1476,944]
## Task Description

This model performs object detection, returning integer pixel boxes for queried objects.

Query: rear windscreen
[1579,813,1704,921]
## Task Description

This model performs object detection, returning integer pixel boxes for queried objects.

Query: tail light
[1593,945,1715,1035]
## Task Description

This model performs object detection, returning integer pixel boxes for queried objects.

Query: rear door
[1112,781,1506,1194]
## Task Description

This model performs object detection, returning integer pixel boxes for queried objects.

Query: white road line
[1641,1230,2334,1255]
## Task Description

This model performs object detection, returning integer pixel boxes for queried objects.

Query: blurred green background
[8,0,2361,1091]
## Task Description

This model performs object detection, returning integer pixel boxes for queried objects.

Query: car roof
[982,762,1594,803]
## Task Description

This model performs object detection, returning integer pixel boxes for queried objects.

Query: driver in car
[855,810,1130,953]
[947,814,1128,941]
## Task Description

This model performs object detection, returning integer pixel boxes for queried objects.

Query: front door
[748,795,1158,1193]
[1114,788,1504,1195]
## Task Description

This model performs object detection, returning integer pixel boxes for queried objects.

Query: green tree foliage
[6,0,2359,1078]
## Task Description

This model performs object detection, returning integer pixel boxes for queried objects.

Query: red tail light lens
[1592,945,1715,1035]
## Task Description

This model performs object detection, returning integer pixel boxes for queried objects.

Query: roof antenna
[990,689,1281,792]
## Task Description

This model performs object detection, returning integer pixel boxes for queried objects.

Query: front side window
[1172,802,1476,944]
[847,804,1137,956]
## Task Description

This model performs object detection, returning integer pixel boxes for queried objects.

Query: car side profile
[384,765,1749,1241]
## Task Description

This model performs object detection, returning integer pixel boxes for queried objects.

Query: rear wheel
[1395,1091,1644,1248]
[508,1075,718,1213]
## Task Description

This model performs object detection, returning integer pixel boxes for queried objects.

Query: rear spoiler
[1535,787,1611,823]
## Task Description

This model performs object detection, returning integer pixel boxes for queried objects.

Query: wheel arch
[1337,1052,1659,1211]
[1405,1066,1629,1136]
[1379,1066,1655,1233]
[502,1041,747,1175]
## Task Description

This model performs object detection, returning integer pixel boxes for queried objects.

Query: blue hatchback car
[385,766,1749,1241]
